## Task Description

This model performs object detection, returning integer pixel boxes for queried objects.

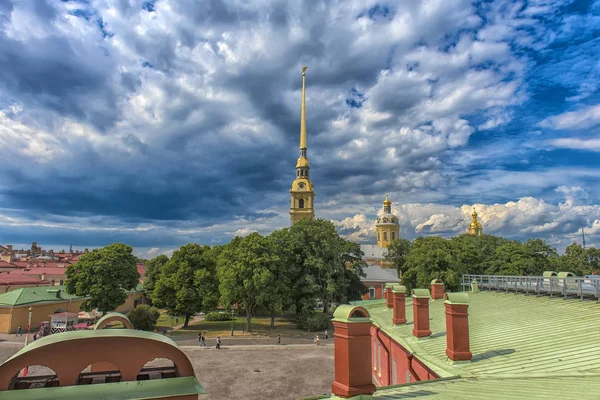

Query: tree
[587,247,600,273]
[385,238,412,276]
[65,243,139,313]
[561,243,589,276]
[144,254,169,299]
[128,305,161,331]
[284,218,365,314]
[217,233,276,332]
[401,236,464,292]
[152,244,219,328]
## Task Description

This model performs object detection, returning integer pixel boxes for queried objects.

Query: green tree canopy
[283,218,366,313]
[385,238,412,276]
[65,243,139,312]
[217,233,277,331]
[144,254,169,299]
[152,244,219,327]
[127,305,161,331]
[401,236,465,292]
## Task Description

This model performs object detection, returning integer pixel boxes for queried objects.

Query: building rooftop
[360,244,387,259]
[363,264,400,283]
[0,284,143,307]
[0,286,85,307]
[0,274,49,286]
[361,290,600,397]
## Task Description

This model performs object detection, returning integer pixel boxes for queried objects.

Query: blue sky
[0,0,599,258]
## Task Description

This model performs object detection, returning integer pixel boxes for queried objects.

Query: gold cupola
[289,66,315,224]
[467,208,483,236]
[376,194,400,248]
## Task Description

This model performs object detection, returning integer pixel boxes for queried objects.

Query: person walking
[276,334,281,345]
[15,325,22,337]
[216,336,221,350]
[324,329,328,340]
[314,334,320,346]
[200,333,206,346]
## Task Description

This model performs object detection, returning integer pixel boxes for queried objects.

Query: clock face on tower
[298,182,305,190]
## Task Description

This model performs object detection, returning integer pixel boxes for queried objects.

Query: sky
[0,0,599,259]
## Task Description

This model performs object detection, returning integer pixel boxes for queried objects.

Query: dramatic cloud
[0,0,599,254]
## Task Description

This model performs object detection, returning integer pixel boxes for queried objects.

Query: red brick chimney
[412,289,432,338]
[385,283,394,308]
[431,279,444,300]
[444,293,472,361]
[331,305,376,398]
[392,285,407,325]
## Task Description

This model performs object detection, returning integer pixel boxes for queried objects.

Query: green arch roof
[94,312,133,330]
[3,329,180,366]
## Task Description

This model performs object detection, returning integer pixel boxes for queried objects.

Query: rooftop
[0,284,143,307]
[361,289,600,398]
[362,264,400,283]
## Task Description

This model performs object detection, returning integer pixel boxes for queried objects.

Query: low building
[0,284,146,333]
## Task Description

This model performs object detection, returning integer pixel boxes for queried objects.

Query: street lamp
[230,308,235,337]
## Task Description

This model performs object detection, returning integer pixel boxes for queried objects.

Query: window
[391,232,395,241]
[299,199,305,208]
[369,286,375,299]
[392,357,397,384]
[383,232,388,241]
[377,232,380,241]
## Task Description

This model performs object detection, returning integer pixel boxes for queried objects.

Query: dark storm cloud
[0,0,599,250]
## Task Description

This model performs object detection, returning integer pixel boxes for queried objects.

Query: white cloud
[539,105,600,130]
[547,137,600,152]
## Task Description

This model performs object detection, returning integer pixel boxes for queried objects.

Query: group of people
[194,328,330,349]
[198,333,221,349]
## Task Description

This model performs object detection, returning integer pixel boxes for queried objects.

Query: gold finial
[472,207,477,218]
[383,194,391,207]
[300,66,308,149]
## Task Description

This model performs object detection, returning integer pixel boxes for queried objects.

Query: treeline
[386,235,600,292]
[144,218,368,330]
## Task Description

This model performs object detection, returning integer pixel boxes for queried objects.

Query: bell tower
[290,66,315,224]
[376,195,400,248]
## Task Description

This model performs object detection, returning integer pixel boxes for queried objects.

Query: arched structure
[0,330,195,390]
[93,312,134,330]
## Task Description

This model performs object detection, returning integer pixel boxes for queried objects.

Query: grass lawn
[180,315,309,338]
[155,310,326,338]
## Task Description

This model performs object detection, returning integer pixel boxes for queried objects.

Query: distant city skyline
[0,1,599,258]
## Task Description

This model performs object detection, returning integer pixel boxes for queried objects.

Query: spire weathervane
[300,66,308,151]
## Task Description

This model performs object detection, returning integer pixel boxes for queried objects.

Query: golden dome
[383,194,391,207]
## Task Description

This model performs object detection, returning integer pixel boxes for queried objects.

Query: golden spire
[472,208,478,219]
[300,66,308,150]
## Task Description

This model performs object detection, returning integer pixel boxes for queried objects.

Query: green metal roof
[364,290,600,397]
[0,286,86,307]
[0,376,205,400]
[366,291,600,378]
[5,329,180,365]
[373,375,600,399]
[0,284,143,308]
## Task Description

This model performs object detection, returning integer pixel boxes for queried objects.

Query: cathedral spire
[290,66,315,224]
[299,66,308,153]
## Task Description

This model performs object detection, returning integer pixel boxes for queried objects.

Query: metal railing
[462,274,600,301]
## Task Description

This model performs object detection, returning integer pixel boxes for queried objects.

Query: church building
[359,195,401,300]
[289,67,315,224]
